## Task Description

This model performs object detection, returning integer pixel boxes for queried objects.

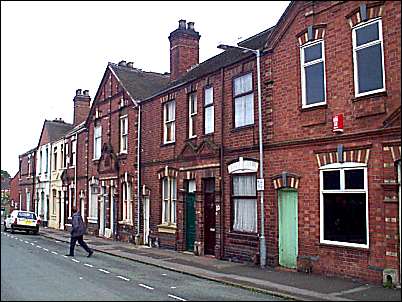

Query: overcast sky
[1,1,290,177]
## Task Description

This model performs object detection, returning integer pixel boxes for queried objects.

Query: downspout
[48,143,52,227]
[74,133,78,214]
[220,67,225,259]
[136,104,141,240]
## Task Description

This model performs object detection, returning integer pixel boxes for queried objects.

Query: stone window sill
[157,223,177,234]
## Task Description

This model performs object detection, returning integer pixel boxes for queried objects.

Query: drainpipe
[136,104,141,240]
[220,67,225,259]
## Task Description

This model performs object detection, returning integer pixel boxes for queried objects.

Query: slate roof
[109,63,170,101]
[45,120,74,143]
[142,26,275,101]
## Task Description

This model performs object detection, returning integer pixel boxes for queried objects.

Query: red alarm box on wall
[333,114,344,133]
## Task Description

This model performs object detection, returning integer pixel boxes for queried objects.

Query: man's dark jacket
[71,212,86,238]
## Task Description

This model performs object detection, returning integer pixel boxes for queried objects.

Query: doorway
[143,196,150,245]
[278,189,298,269]
[185,180,196,252]
[203,178,216,255]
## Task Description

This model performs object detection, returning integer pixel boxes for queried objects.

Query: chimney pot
[118,60,127,66]
[187,22,195,31]
[83,90,89,96]
[179,19,186,29]
[127,62,134,68]
[76,89,82,96]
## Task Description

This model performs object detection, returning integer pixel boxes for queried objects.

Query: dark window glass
[345,169,364,189]
[356,22,379,47]
[357,44,383,93]
[305,62,325,105]
[323,193,366,244]
[304,43,322,63]
[323,170,340,190]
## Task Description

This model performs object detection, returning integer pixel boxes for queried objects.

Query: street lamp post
[218,44,266,267]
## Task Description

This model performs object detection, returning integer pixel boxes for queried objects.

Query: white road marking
[116,276,130,281]
[138,283,154,290]
[55,240,60,243]
[162,273,167,276]
[43,248,49,252]
[14,237,18,240]
[84,263,93,268]
[63,255,68,258]
[51,251,58,255]
[72,259,80,263]
[168,294,186,301]
[79,277,83,280]
[19,239,23,241]
[36,245,41,248]
[24,241,29,243]
[30,243,35,245]
[98,269,110,274]
[170,286,176,289]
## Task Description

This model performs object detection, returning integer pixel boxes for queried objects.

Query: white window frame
[71,139,77,166]
[120,115,128,153]
[53,147,57,171]
[319,162,369,249]
[300,39,327,108]
[234,73,254,128]
[352,18,386,98]
[121,182,133,224]
[88,183,99,222]
[94,125,102,160]
[161,176,176,225]
[61,144,64,169]
[39,150,42,174]
[163,101,175,144]
[204,87,214,134]
[188,93,197,138]
[27,155,31,177]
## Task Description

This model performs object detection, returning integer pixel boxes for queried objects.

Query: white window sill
[302,101,327,109]
[87,217,98,224]
[354,88,386,99]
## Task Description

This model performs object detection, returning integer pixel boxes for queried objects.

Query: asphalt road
[1,230,283,301]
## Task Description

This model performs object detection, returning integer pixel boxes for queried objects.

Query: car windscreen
[17,212,36,219]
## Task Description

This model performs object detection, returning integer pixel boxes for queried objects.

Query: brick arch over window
[346,2,384,28]
[315,145,371,168]
[296,24,327,46]
[157,166,179,179]
[272,172,301,190]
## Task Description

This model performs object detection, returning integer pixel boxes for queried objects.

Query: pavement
[39,227,401,301]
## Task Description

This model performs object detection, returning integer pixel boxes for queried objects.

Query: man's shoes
[87,250,93,258]
[65,254,74,257]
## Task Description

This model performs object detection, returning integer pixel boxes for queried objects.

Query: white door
[99,194,105,237]
[143,196,150,245]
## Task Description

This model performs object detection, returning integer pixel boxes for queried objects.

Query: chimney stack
[73,89,91,126]
[169,19,200,82]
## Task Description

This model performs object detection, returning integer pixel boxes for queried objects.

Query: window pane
[323,193,367,244]
[304,43,322,63]
[323,170,340,190]
[204,87,213,105]
[234,73,252,95]
[244,94,254,125]
[356,22,379,47]
[305,62,325,105]
[189,93,197,114]
[163,178,168,200]
[205,106,214,134]
[172,178,177,200]
[345,169,364,189]
[165,101,175,121]
[234,97,244,127]
[233,175,256,196]
[233,198,257,232]
[235,94,254,127]
[356,44,383,93]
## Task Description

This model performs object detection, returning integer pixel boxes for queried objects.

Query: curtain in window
[232,175,257,232]
[234,73,252,95]
[235,94,254,127]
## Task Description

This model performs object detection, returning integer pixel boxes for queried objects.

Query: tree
[1,170,11,179]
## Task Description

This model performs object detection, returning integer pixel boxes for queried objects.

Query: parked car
[3,210,40,234]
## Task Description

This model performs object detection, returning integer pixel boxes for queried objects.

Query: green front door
[278,189,298,269]
[186,193,196,251]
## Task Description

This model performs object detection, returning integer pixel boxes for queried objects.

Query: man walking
[66,206,93,257]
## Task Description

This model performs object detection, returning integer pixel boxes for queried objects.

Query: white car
[3,210,41,235]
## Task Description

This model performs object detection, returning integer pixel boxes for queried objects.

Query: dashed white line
[24,241,29,243]
[30,243,35,245]
[36,245,41,248]
[55,240,60,243]
[98,269,110,274]
[84,263,93,268]
[19,239,23,242]
[63,255,68,258]
[168,294,186,301]
[51,251,58,255]
[170,286,177,289]
[138,283,154,290]
[116,276,130,281]
[43,248,49,252]
[71,259,80,263]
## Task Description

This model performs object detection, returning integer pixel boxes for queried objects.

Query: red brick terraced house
[261,0,401,284]
[140,20,276,260]
[9,171,19,212]
[60,89,91,230]
[83,62,169,241]
[18,147,36,212]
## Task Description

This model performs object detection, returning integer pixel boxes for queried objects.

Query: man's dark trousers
[69,235,91,256]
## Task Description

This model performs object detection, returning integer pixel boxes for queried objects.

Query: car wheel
[11,227,15,234]
[33,230,38,235]
[3,222,7,232]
